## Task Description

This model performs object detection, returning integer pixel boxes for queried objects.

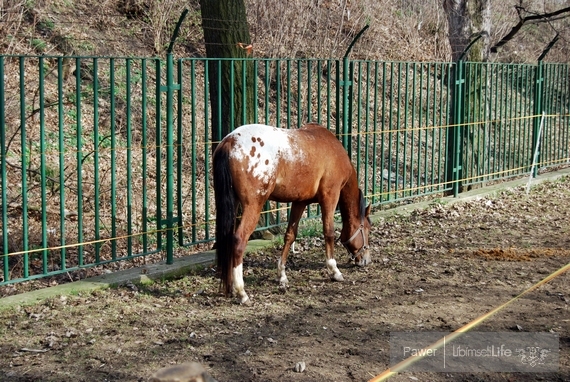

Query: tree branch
[491,6,570,53]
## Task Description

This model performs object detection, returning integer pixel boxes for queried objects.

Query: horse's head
[341,190,372,266]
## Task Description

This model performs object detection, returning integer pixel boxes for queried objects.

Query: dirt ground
[0,177,569,382]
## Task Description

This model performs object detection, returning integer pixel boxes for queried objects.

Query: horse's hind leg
[233,202,265,304]
[278,202,307,290]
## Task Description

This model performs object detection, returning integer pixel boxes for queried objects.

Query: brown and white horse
[213,123,371,303]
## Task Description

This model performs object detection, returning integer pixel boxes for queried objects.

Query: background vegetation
[2,0,570,62]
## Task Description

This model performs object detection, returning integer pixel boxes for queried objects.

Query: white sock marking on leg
[326,258,344,281]
[277,258,288,286]
[232,263,249,303]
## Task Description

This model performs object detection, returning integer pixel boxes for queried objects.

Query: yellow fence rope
[368,260,570,382]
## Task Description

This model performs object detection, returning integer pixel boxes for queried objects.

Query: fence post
[340,25,368,152]
[341,56,351,150]
[531,34,559,178]
[445,34,485,197]
[445,59,465,197]
[532,60,544,178]
[162,10,188,264]
[0,56,8,282]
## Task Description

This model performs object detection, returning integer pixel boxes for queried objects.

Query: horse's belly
[268,174,320,203]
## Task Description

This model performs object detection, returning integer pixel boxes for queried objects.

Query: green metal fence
[1,55,569,286]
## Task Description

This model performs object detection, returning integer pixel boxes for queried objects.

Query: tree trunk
[199,0,256,147]
[444,0,491,193]
[200,1,280,239]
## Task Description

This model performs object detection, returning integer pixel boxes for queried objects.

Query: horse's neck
[338,177,361,229]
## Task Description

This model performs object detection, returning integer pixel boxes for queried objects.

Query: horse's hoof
[332,273,344,282]
[239,296,252,305]
[278,277,289,289]
[278,282,288,292]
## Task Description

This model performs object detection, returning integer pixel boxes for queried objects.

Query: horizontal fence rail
[1,55,569,286]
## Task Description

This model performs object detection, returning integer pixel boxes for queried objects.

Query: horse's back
[296,123,353,171]
[219,123,354,203]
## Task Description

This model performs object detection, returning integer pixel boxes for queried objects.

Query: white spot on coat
[227,124,305,184]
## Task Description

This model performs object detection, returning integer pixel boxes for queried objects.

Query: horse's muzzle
[355,250,372,266]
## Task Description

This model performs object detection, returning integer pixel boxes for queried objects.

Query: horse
[213,123,372,304]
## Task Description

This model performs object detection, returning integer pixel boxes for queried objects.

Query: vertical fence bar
[454,61,464,195]
[342,56,351,150]
[57,57,66,271]
[507,64,514,174]
[515,65,522,172]
[242,58,247,125]
[253,60,259,123]
[415,63,422,195]
[165,52,175,265]
[93,58,101,263]
[552,65,562,163]
[403,62,410,193]
[441,63,452,191]
[190,60,198,243]
[264,60,270,123]
[155,59,163,251]
[306,60,312,123]
[141,59,149,253]
[491,64,499,177]
[522,65,532,171]
[317,60,322,124]
[110,58,118,260]
[0,56,8,282]
[545,64,557,163]
[286,60,291,128]
[276,59,282,126]
[213,60,221,139]
[229,60,235,130]
[75,57,84,266]
[395,62,402,194]
[326,60,332,129]
[176,59,184,246]
[126,59,134,254]
[203,61,211,240]
[533,61,544,177]
[387,62,394,199]
[483,63,491,180]
[371,61,379,205]
[39,56,48,274]
[429,63,437,192]
[364,61,371,196]
[446,60,465,197]
[356,61,362,175]
[19,57,29,278]
[560,65,570,164]
[297,60,302,128]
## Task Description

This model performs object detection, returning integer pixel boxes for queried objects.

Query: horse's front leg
[322,203,344,282]
[278,202,307,290]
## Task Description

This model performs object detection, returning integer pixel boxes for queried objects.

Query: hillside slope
[1,0,569,63]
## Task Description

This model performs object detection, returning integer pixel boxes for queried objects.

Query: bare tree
[491,4,570,54]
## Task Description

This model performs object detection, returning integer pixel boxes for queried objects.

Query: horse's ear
[365,204,371,217]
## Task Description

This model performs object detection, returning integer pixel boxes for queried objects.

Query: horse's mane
[359,189,366,220]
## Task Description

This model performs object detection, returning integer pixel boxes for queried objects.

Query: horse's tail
[213,143,236,296]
